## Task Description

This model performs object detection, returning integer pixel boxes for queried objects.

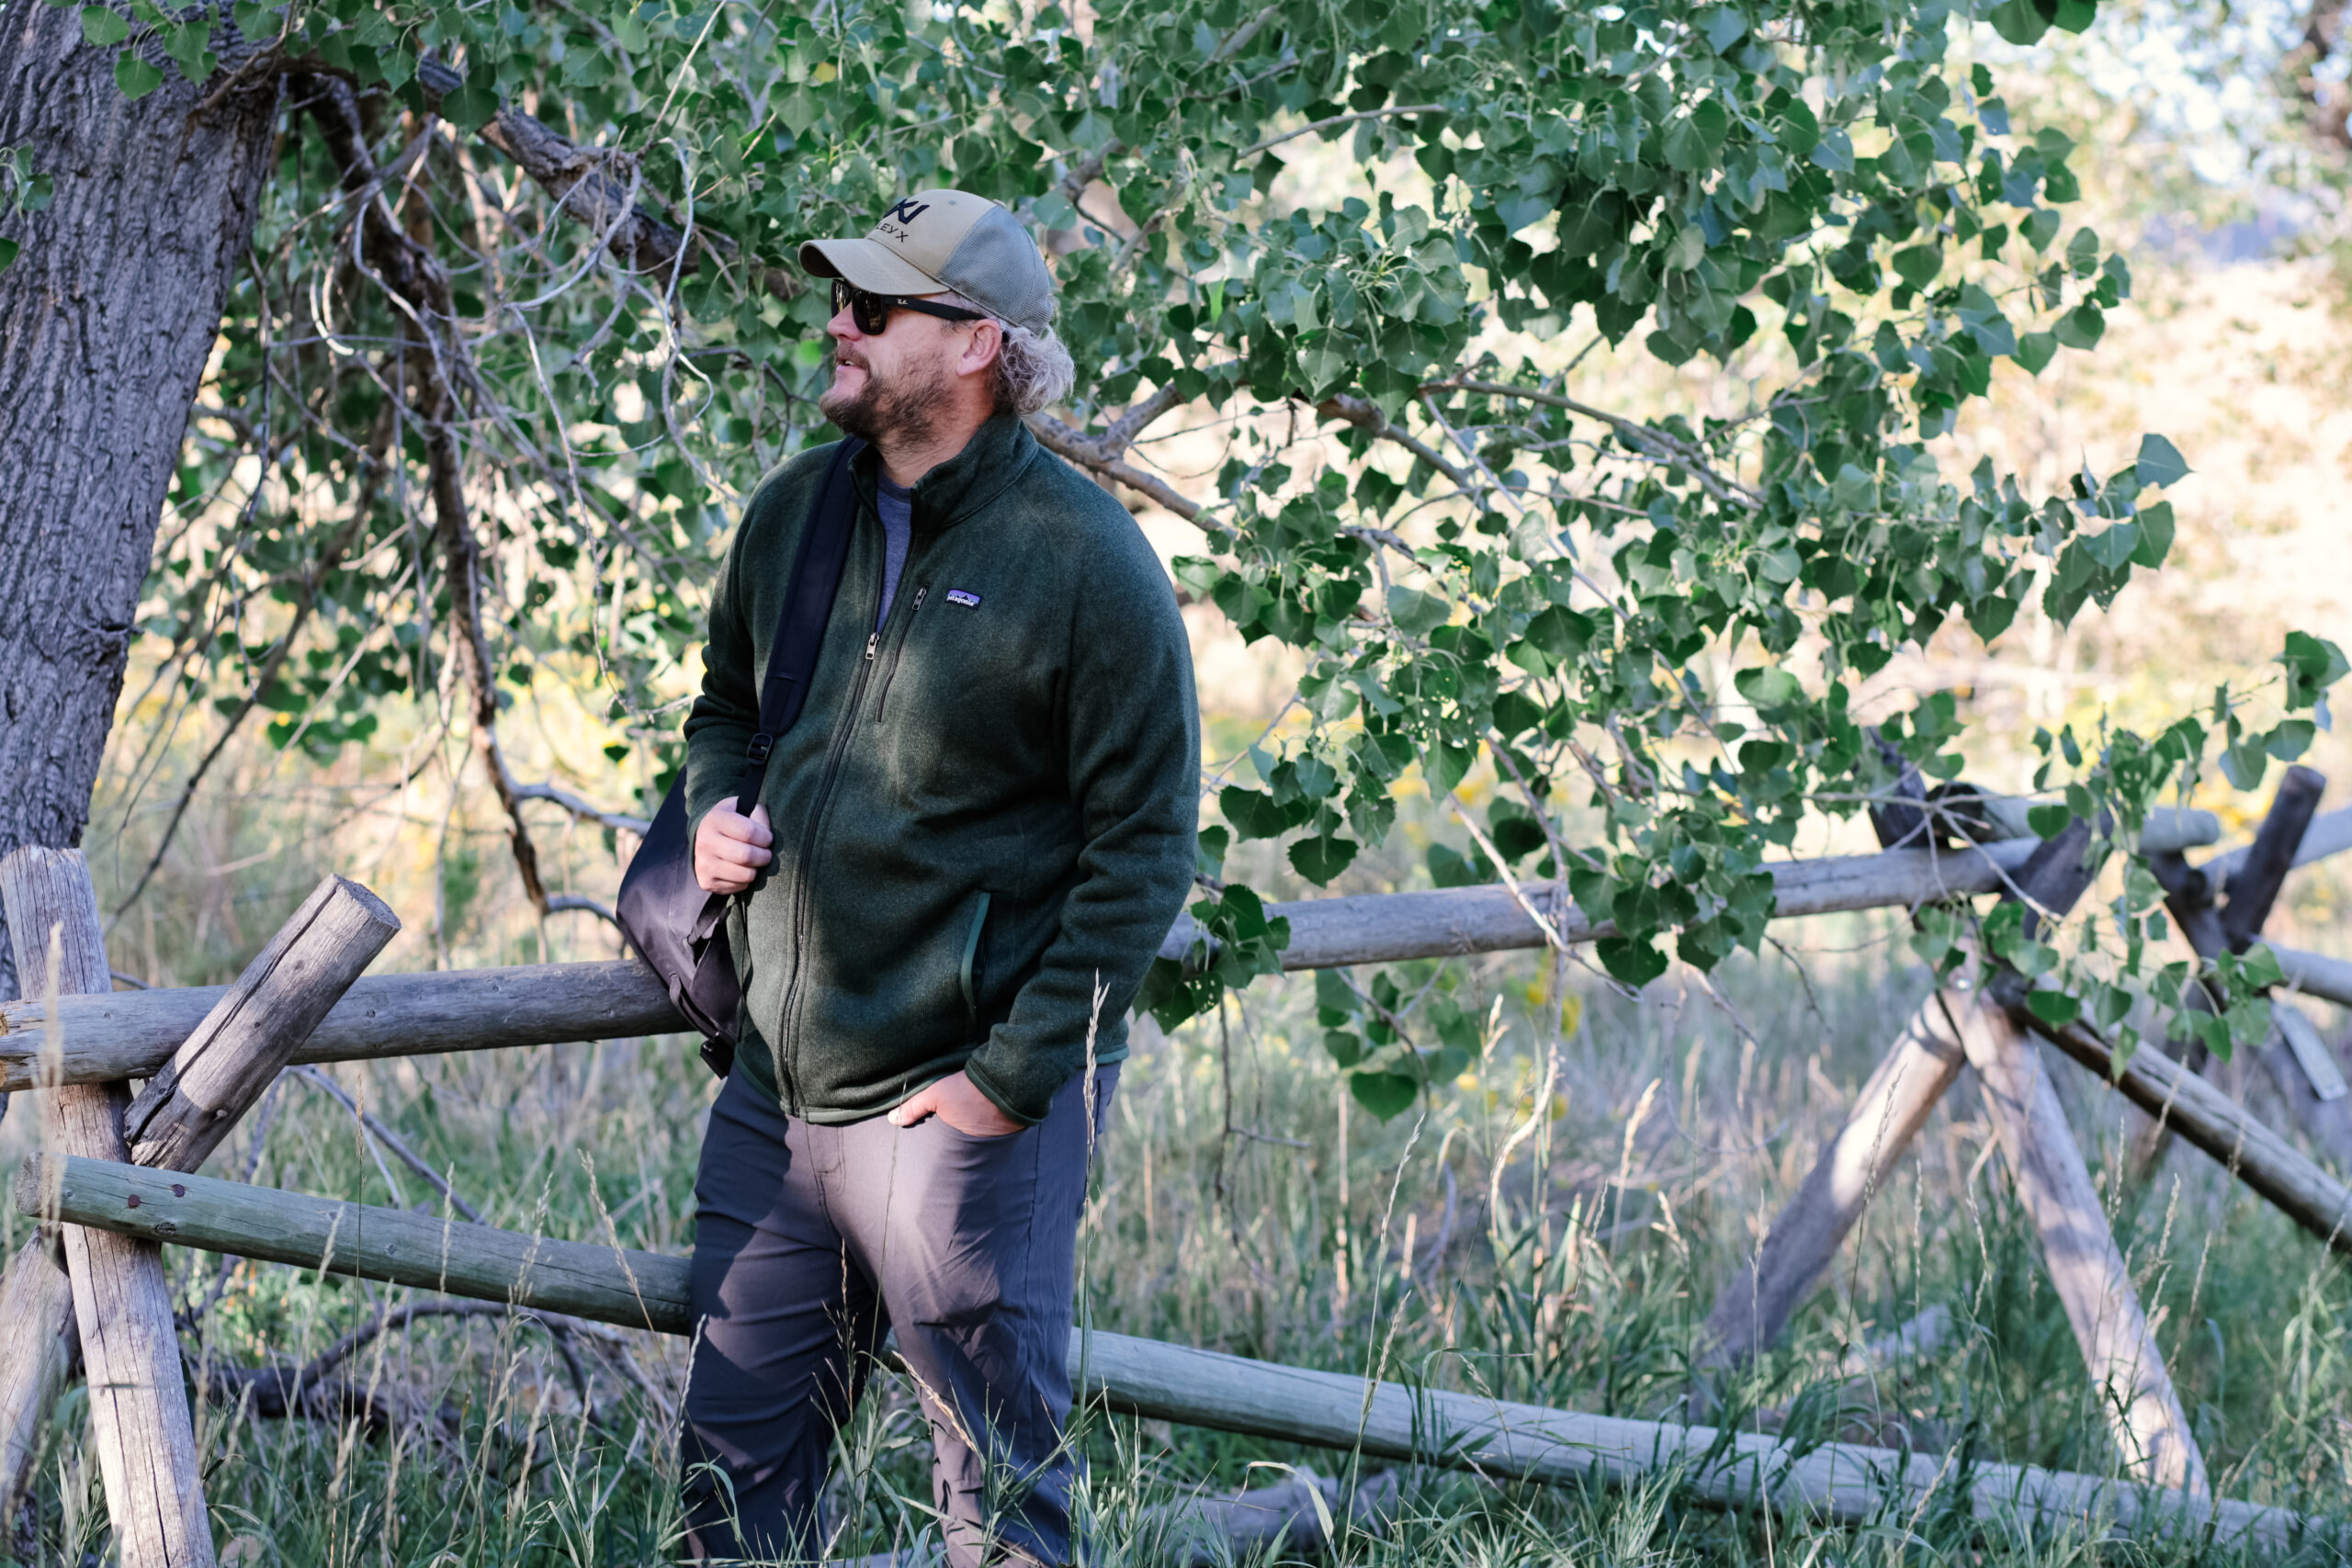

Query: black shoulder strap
[734,436,866,812]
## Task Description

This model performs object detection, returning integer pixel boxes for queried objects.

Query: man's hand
[889,1070,1024,1137]
[695,803,774,895]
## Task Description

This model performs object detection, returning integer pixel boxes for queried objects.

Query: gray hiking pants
[680,1061,1117,1566]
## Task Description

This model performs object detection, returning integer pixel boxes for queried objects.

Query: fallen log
[19,1153,2335,1551]
[0,838,2054,1089]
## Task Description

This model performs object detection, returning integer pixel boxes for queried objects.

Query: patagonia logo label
[945,589,982,608]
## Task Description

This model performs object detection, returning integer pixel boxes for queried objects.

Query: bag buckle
[745,732,774,765]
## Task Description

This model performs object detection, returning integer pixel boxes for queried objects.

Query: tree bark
[0,6,280,997]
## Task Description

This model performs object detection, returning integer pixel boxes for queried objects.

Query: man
[677,188,1200,1564]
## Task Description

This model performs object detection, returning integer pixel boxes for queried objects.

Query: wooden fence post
[1699,818,2102,1368]
[0,1232,74,1546]
[1954,986,2209,1494]
[122,874,399,1173]
[2136,766,2332,1178]
[0,868,399,1531]
[1696,990,1969,1369]
[0,847,213,1568]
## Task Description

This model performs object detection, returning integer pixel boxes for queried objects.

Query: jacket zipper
[775,531,922,1112]
[873,585,926,721]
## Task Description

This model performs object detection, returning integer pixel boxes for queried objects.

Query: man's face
[818,295,966,446]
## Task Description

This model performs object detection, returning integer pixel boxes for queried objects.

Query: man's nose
[827,306,864,344]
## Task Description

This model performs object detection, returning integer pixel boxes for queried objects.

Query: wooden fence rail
[29,815,2348,1095]
[18,1152,2333,1553]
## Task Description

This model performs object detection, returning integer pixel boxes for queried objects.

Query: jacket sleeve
[681,490,766,832]
[961,521,1201,1123]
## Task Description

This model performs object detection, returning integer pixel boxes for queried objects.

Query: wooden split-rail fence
[1,784,2349,1563]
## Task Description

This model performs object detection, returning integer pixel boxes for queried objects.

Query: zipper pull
[912,586,927,609]
[864,632,879,661]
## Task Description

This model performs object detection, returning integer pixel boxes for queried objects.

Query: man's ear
[956,320,1004,381]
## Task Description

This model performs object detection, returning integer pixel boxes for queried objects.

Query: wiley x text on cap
[798,188,1057,336]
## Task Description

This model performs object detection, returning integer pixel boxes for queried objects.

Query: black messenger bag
[616,437,866,1079]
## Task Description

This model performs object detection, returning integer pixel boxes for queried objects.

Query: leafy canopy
[47,0,2341,1111]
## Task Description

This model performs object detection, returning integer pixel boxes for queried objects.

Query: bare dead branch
[508,779,650,837]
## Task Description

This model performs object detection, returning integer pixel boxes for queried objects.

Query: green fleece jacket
[682,413,1200,1124]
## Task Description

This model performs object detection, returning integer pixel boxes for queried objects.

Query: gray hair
[944,292,1075,415]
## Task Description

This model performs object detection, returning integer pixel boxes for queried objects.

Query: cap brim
[798,236,952,297]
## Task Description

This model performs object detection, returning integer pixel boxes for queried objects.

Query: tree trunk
[0,6,280,996]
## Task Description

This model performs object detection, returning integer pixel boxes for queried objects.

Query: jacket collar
[851,412,1038,534]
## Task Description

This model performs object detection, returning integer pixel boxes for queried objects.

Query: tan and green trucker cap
[799,189,1055,335]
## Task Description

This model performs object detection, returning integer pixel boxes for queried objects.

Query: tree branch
[507,779,649,837]
[1237,104,1446,161]
[1317,393,1472,489]
[1028,413,1222,531]
[1424,378,1762,507]
[412,59,803,299]
[300,73,555,918]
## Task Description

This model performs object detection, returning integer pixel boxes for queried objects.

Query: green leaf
[1427,843,1487,888]
[2131,500,2175,567]
[113,51,162,98]
[1349,1070,1420,1120]
[2053,302,2104,349]
[0,238,16,273]
[1385,585,1451,636]
[440,81,500,132]
[1289,834,1359,886]
[2279,630,2349,708]
[2013,331,2057,375]
[2027,801,2074,839]
[1523,604,1593,661]
[1735,666,1804,713]
[2026,988,2081,1026]
[2133,434,2189,489]
[1596,936,1668,987]
[81,5,129,44]
[1219,786,1291,840]
[2267,718,2316,761]
[1989,0,2051,42]
[1892,244,1942,288]
[2082,523,2138,572]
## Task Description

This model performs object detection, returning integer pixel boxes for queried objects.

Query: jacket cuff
[961,1055,1046,1127]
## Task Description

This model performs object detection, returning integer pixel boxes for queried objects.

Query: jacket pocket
[959,891,992,1038]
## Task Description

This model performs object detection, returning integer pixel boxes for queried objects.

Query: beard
[819,348,951,447]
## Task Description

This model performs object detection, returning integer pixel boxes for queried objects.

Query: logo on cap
[882,197,931,227]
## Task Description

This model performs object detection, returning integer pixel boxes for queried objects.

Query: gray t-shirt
[876,476,912,628]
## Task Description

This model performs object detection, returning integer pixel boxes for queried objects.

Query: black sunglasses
[831,279,986,335]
